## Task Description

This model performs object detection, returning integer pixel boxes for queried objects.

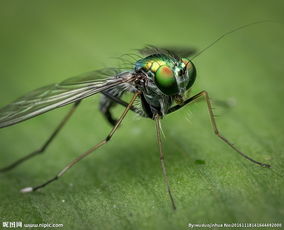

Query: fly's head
[161,57,196,104]
[135,55,196,105]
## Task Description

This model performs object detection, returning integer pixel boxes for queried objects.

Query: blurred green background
[0,0,283,229]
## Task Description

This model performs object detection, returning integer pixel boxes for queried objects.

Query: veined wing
[0,68,136,128]
[138,45,197,58]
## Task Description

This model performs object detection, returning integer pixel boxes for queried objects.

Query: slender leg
[101,91,142,126]
[168,90,270,168]
[0,101,81,173]
[21,92,140,193]
[154,114,176,210]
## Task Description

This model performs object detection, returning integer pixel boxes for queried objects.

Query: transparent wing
[0,68,136,128]
[138,45,197,58]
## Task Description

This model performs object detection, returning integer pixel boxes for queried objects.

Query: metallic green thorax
[135,54,196,96]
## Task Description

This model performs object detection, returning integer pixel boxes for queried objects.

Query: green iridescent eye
[185,60,196,90]
[155,65,178,95]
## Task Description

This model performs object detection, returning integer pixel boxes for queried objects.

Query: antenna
[191,20,278,60]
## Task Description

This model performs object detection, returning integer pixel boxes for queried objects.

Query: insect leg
[154,114,176,210]
[0,101,81,173]
[20,92,140,193]
[100,91,134,126]
[168,90,270,168]
[100,91,145,125]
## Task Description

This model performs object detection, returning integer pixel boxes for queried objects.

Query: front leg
[168,90,271,168]
[154,114,176,210]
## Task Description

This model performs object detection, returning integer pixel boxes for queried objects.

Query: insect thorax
[135,54,176,74]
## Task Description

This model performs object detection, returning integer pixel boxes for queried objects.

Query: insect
[0,22,271,210]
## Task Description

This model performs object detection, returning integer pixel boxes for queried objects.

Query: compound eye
[155,65,178,95]
[184,60,196,90]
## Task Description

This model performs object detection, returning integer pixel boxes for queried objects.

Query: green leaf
[0,1,283,229]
